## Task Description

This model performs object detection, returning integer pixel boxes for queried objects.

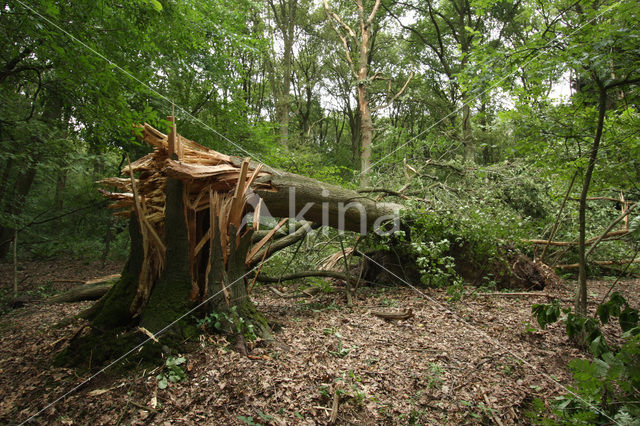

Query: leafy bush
[527,331,640,424]
[530,293,640,423]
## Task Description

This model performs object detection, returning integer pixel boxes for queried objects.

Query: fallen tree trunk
[47,282,115,304]
[254,171,402,233]
[256,270,356,283]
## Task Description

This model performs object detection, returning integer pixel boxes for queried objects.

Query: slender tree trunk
[359,85,374,187]
[358,9,373,188]
[461,100,473,163]
[0,166,37,259]
[270,0,297,148]
[0,158,13,208]
[576,86,608,315]
[54,168,67,212]
[347,106,361,167]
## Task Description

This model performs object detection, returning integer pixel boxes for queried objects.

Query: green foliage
[412,238,459,288]
[196,306,258,342]
[237,415,262,426]
[156,355,187,389]
[532,293,638,355]
[531,293,640,423]
[531,299,562,329]
[548,332,640,424]
[329,339,354,358]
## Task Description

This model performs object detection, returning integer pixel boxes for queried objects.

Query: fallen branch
[541,170,577,260]
[475,292,556,299]
[256,270,356,283]
[524,229,628,247]
[266,285,322,299]
[329,385,340,424]
[84,273,121,285]
[370,308,413,320]
[47,282,114,304]
[357,188,409,199]
[248,221,316,266]
[586,202,638,258]
[556,258,640,269]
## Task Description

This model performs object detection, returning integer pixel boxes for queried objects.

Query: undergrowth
[529,292,640,423]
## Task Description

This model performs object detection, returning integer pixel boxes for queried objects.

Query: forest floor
[0,259,637,425]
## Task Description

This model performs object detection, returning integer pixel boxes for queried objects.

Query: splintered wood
[98,123,274,314]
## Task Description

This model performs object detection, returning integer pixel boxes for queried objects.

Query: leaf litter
[0,259,638,424]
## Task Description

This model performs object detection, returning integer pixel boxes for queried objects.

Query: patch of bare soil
[0,265,637,424]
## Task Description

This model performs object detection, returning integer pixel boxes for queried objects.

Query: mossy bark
[66,176,272,369]
[83,217,143,329]
[139,177,194,335]
[207,225,271,340]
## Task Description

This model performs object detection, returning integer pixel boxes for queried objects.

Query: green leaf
[597,303,610,325]
[619,308,639,332]
[149,0,163,12]
[157,376,168,389]
[589,336,608,358]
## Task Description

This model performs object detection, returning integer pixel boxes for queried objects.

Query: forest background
[1,0,640,423]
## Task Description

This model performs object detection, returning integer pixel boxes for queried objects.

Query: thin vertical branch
[13,229,18,298]
[339,235,352,307]
[576,85,608,315]
[541,169,578,261]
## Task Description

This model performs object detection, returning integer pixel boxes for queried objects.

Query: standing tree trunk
[461,97,473,163]
[576,84,608,315]
[358,83,374,187]
[0,166,37,259]
[139,177,194,334]
[269,0,298,148]
[324,0,411,187]
[76,123,402,364]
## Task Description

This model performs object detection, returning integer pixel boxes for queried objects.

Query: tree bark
[140,177,194,335]
[576,86,608,315]
[269,0,297,148]
[254,169,402,233]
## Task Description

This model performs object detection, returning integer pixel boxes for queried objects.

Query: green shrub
[530,293,640,423]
